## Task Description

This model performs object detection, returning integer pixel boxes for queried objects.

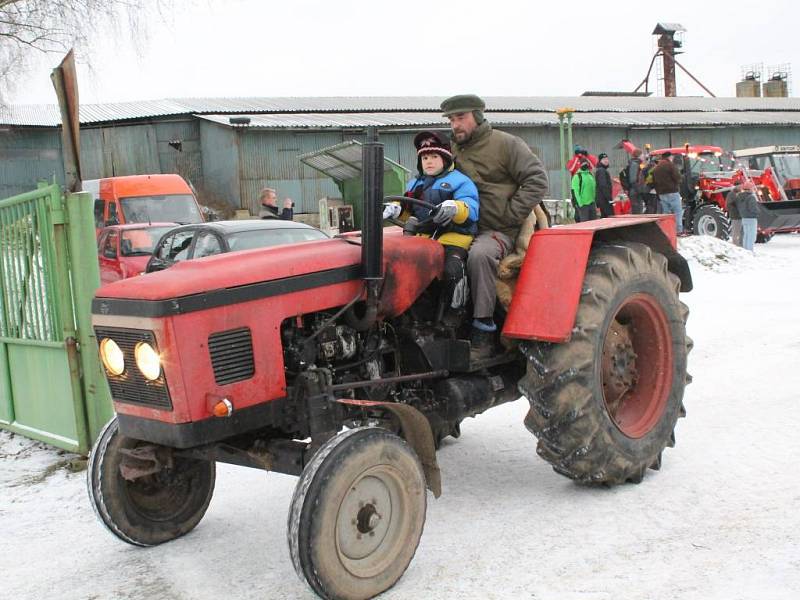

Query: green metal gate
[0,184,112,453]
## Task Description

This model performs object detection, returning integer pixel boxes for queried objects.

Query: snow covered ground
[2,235,799,600]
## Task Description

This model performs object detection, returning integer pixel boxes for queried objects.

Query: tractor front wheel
[519,242,692,485]
[288,428,427,600]
[692,203,731,240]
[87,418,216,546]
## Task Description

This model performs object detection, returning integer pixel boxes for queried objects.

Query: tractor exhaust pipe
[347,127,384,331]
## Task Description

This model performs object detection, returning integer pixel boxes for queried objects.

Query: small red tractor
[618,140,800,242]
[88,130,693,599]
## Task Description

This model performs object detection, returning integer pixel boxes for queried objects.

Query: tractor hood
[93,227,444,318]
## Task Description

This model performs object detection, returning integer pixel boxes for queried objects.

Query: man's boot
[470,321,496,361]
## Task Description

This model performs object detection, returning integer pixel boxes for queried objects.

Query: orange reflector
[212,398,233,418]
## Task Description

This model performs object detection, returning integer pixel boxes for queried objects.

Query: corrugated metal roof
[3,96,800,127]
[196,111,800,129]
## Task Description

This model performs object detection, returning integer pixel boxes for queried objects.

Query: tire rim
[696,214,718,236]
[601,293,673,438]
[335,465,410,579]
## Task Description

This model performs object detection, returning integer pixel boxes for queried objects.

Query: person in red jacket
[566,145,598,175]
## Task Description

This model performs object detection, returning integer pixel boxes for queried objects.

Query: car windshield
[227,228,328,252]
[689,153,724,175]
[120,226,176,256]
[772,153,800,179]
[119,194,203,225]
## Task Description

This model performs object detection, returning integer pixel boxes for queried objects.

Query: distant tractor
[619,140,800,242]
[88,131,693,600]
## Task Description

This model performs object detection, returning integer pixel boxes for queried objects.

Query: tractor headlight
[99,338,125,376]
[135,342,161,381]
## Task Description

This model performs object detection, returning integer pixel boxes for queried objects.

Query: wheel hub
[697,214,717,236]
[337,474,393,562]
[602,320,638,414]
[600,294,674,438]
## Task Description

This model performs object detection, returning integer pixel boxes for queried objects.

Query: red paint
[96,223,177,284]
[97,229,444,424]
[503,216,676,342]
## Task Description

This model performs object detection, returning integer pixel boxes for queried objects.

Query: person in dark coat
[726,189,742,246]
[730,182,760,251]
[626,149,646,214]
[652,152,683,232]
[259,188,294,220]
[594,152,614,217]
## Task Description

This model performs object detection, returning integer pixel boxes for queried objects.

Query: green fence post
[48,185,91,453]
[65,191,113,444]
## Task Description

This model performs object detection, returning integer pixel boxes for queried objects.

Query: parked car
[145,220,330,273]
[97,223,178,283]
[85,174,205,235]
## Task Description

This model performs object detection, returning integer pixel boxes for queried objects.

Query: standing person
[259,188,294,220]
[727,188,743,246]
[441,94,549,359]
[733,182,759,251]
[571,161,598,222]
[594,152,614,217]
[653,151,683,232]
[382,131,480,319]
[627,148,646,214]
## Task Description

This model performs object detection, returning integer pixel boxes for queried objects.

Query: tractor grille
[94,327,172,410]
[208,327,255,386]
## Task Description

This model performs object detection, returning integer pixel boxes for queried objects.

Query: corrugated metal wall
[199,121,239,208]
[238,130,348,214]
[2,119,798,209]
[0,128,64,198]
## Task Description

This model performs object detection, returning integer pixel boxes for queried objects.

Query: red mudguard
[503,216,678,343]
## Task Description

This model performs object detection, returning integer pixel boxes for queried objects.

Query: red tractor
[88,131,693,600]
[618,139,800,242]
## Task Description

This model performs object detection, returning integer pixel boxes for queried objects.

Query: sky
[8,0,800,105]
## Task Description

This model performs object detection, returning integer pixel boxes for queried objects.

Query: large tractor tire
[87,418,216,546]
[692,203,731,240]
[288,427,426,600]
[519,242,692,485]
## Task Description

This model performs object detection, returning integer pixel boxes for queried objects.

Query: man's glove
[432,200,458,225]
[382,203,402,220]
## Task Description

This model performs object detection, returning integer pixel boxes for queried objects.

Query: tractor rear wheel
[519,242,692,485]
[87,418,216,546]
[288,428,426,600]
[692,203,731,240]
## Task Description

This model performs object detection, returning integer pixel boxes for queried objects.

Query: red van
[84,174,205,233]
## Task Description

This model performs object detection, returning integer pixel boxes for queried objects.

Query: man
[626,148,646,214]
[441,94,549,358]
[652,151,683,232]
[594,152,614,217]
[730,182,759,251]
[259,188,294,220]
[727,187,743,246]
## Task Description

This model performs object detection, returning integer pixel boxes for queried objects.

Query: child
[570,160,598,222]
[383,131,479,316]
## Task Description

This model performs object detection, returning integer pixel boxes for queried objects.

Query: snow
[3,234,800,600]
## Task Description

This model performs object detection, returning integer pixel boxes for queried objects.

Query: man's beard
[453,129,469,143]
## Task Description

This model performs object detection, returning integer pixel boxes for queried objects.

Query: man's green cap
[441,94,486,116]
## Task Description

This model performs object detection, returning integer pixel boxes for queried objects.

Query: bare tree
[0,0,171,102]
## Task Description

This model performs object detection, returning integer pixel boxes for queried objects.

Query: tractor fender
[335,399,441,498]
[503,215,692,343]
